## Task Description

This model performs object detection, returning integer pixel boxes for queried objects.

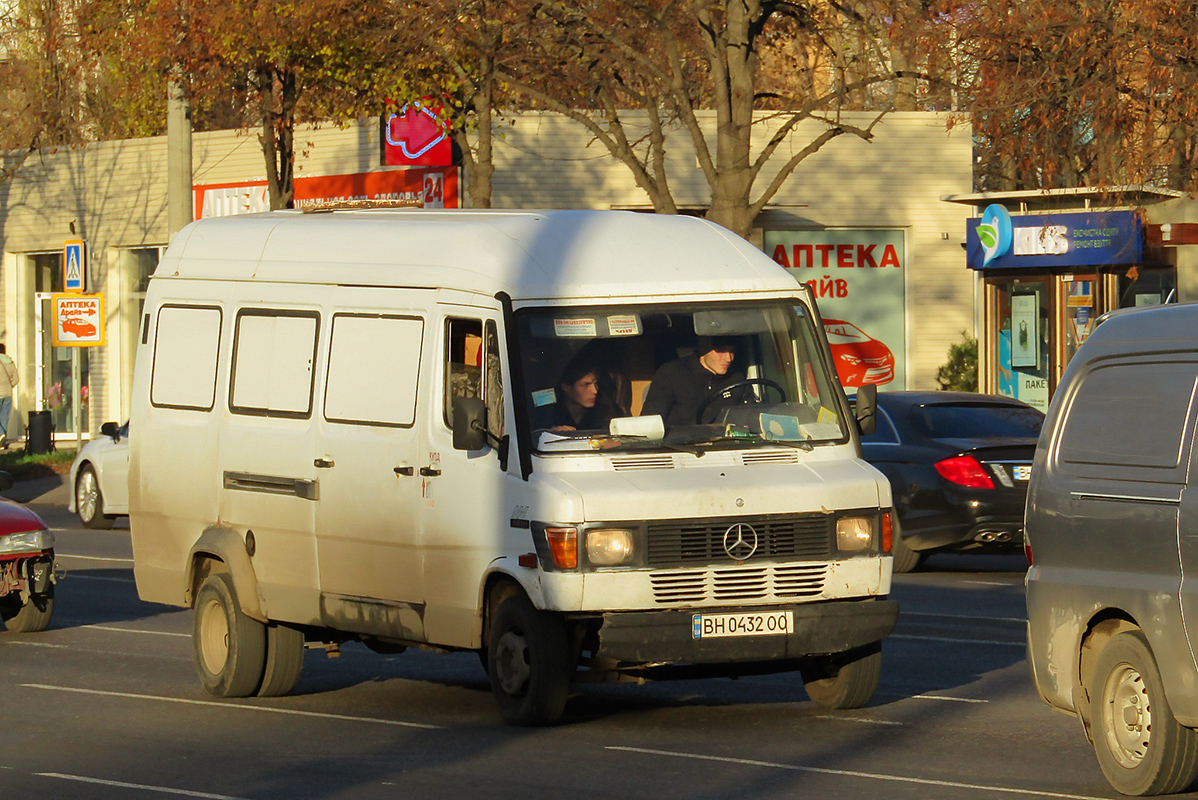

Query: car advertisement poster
[53,293,105,347]
[765,229,906,390]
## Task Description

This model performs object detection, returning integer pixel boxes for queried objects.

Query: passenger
[550,360,621,432]
[641,335,747,426]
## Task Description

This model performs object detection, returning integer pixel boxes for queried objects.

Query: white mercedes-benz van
[129,209,896,725]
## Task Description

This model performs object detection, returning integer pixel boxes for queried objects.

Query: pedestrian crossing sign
[63,240,84,293]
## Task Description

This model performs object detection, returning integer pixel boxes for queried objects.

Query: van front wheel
[1091,631,1198,796]
[487,593,572,726]
[193,573,266,697]
[801,643,882,709]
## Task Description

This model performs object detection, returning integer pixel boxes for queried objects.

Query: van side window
[325,314,424,427]
[485,321,504,440]
[1060,362,1198,470]
[151,305,222,411]
[230,310,320,418]
[445,318,483,427]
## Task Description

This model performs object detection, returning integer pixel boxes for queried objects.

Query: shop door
[989,278,1052,414]
[1060,275,1099,371]
[34,292,89,437]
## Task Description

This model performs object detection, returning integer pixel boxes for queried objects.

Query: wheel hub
[197,598,230,676]
[78,472,97,519]
[494,630,531,696]
[1104,662,1152,768]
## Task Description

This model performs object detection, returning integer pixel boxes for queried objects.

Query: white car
[68,421,129,529]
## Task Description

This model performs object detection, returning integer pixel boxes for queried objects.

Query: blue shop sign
[965,208,1141,270]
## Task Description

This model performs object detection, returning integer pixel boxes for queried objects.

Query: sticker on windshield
[553,318,597,337]
[531,388,556,407]
[607,315,641,336]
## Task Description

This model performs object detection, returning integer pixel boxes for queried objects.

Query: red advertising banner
[194,168,459,219]
[382,102,452,167]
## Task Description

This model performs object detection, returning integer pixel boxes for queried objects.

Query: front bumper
[594,597,898,665]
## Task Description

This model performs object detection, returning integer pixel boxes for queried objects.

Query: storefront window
[1062,276,1097,367]
[1117,266,1176,308]
[993,280,1051,413]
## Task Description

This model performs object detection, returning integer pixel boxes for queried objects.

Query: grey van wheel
[76,466,115,530]
[257,623,305,697]
[802,642,882,709]
[1091,631,1198,795]
[1,588,54,633]
[487,593,572,726]
[193,573,266,697]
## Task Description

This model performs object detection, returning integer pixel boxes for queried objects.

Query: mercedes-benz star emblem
[723,523,759,560]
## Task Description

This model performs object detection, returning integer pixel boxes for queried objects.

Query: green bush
[937,331,978,392]
[0,449,77,481]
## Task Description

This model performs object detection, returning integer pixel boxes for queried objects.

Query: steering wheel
[695,378,787,424]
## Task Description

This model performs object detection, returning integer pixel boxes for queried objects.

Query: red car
[62,318,96,337]
[823,319,895,388]
[0,472,55,633]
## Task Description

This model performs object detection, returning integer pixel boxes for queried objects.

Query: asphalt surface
[1,491,1178,800]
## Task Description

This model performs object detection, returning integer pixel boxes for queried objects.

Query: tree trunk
[260,68,297,210]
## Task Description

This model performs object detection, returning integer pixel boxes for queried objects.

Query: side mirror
[100,421,120,441]
[854,384,877,437]
[452,397,489,451]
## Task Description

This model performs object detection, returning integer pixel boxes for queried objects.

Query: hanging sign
[63,240,85,293]
[53,293,105,347]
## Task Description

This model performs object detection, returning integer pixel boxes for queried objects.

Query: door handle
[419,466,441,477]
[394,465,414,476]
[314,457,335,469]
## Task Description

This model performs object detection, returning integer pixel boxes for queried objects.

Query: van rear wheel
[1,588,54,633]
[1091,630,1198,796]
[257,623,305,697]
[801,642,882,709]
[487,593,572,726]
[193,573,266,697]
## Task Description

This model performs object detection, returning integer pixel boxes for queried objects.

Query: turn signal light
[545,527,578,570]
[881,512,893,554]
[934,455,995,489]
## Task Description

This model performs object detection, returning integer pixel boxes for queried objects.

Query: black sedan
[861,391,1044,573]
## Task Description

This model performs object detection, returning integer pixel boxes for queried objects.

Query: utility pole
[167,75,193,239]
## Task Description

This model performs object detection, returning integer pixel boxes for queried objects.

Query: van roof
[158,209,804,302]
[1089,301,1198,345]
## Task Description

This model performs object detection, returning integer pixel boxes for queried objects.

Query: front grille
[646,513,833,567]
[650,563,828,604]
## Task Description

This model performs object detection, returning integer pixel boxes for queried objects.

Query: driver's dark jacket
[640,355,747,427]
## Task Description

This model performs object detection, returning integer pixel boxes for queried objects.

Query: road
[0,502,1150,800]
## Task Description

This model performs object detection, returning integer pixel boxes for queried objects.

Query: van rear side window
[1060,362,1198,470]
[151,305,221,410]
[325,314,423,427]
[230,310,319,418]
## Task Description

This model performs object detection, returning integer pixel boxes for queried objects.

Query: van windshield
[514,301,849,453]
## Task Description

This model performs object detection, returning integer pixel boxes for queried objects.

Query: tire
[890,517,923,574]
[193,573,267,698]
[802,642,882,709]
[1090,630,1198,796]
[257,623,305,697]
[76,465,115,530]
[1,587,54,633]
[487,592,573,726]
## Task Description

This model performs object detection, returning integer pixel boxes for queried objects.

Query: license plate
[1014,465,1032,481]
[692,611,793,639]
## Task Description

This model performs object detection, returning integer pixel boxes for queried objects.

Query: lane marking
[890,634,1025,648]
[36,772,251,800]
[81,624,189,638]
[3,640,68,648]
[55,554,134,563]
[962,580,1018,587]
[815,716,903,726]
[877,692,988,704]
[64,574,136,584]
[607,746,1107,799]
[902,611,1025,624]
[22,684,442,730]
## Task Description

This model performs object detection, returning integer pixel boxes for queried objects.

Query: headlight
[0,528,54,555]
[835,516,874,552]
[586,529,635,566]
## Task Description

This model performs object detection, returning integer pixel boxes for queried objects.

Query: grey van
[1026,303,1198,796]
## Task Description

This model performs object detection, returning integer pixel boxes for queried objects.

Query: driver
[641,335,748,426]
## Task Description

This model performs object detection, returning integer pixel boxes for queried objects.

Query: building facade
[0,111,973,441]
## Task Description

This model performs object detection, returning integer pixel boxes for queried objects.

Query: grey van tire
[890,518,922,574]
[802,642,882,709]
[257,623,305,697]
[1,588,54,633]
[76,466,115,530]
[487,593,572,726]
[193,573,267,698]
[1091,631,1198,796]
